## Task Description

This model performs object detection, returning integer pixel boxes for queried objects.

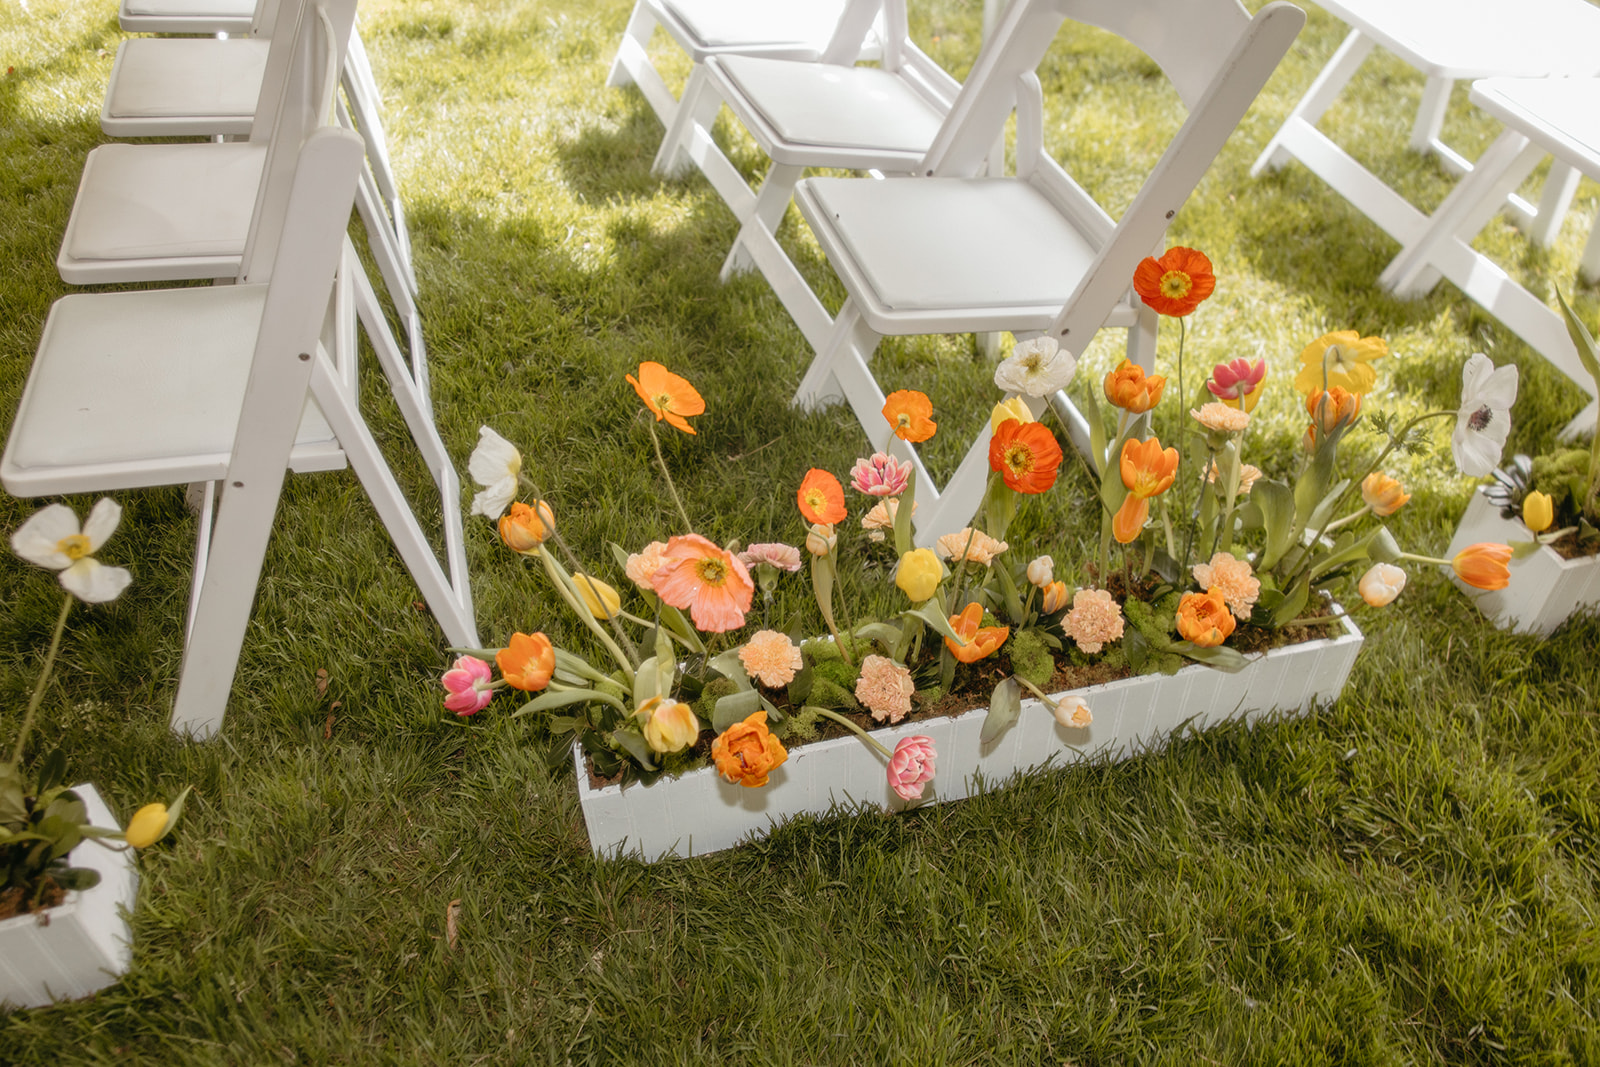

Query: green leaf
[1303,478,1351,538]
[1508,538,1542,560]
[1167,641,1248,673]
[713,688,762,731]
[980,677,1021,745]
[36,749,67,794]
[1556,288,1600,390]
[787,659,814,706]
[447,647,504,660]
[610,729,658,772]
[1308,528,1380,582]
[54,867,101,892]
[0,763,28,825]
[1123,625,1150,672]
[513,687,628,717]
[893,476,916,557]
[1271,579,1311,628]
[1080,379,1108,478]
[707,649,751,689]
[812,552,840,640]
[906,601,965,645]
[853,621,904,651]
[1295,433,1340,527]
[632,656,659,707]
[1254,480,1298,572]
[553,648,615,686]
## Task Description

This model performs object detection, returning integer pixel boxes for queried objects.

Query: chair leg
[1126,304,1159,373]
[1408,75,1452,155]
[1251,29,1373,177]
[1523,162,1581,249]
[793,300,870,411]
[1581,212,1600,287]
[652,64,720,178]
[721,162,804,279]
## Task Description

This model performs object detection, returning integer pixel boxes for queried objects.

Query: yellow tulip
[1522,491,1553,534]
[638,697,699,754]
[124,803,169,849]
[989,397,1033,434]
[895,548,943,602]
[573,574,621,618]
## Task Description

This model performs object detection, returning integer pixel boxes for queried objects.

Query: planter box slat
[1447,490,1600,637]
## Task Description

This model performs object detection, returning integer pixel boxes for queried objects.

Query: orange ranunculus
[496,631,555,692]
[498,500,555,554]
[943,601,1010,664]
[988,419,1063,494]
[626,361,705,435]
[883,390,937,443]
[649,533,755,632]
[1360,472,1410,517]
[1133,246,1216,317]
[1175,587,1235,647]
[1103,359,1167,414]
[797,468,847,525]
[711,710,788,787]
[1452,542,1513,591]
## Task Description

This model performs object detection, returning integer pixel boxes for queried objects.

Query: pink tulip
[887,735,936,801]
[442,655,495,716]
[1206,358,1267,405]
[849,452,913,498]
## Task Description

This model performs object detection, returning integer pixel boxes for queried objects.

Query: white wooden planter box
[575,611,1365,861]
[1446,488,1600,638]
[0,783,138,1010]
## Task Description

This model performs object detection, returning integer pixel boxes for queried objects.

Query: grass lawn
[2,0,1598,1062]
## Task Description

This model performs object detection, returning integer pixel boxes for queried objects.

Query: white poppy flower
[1451,354,1518,478]
[993,337,1077,398]
[467,425,522,519]
[11,498,133,603]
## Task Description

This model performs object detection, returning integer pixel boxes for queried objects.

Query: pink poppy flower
[442,655,495,716]
[650,533,755,633]
[887,735,936,801]
[849,452,913,498]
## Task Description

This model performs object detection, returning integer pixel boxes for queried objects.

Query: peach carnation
[1062,588,1124,654]
[739,630,802,688]
[855,654,915,724]
[624,540,669,590]
[862,498,916,542]
[1207,461,1262,494]
[1191,551,1260,621]
[1190,402,1250,434]
[935,527,1008,565]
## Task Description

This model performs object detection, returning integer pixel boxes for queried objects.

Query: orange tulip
[1112,495,1151,544]
[1360,472,1410,517]
[496,631,555,692]
[1104,360,1167,414]
[943,601,1010,664]
[797,468,847,525]
[1306,386,1361,434]
[1452,542,1513,591]
[988,419,1063,494]
[1133,246,1216,317]
[883,390,937,443]
[1176,588,1235,647]
[626,361,705,435]
[498,500,555,554]
[711,711,788,788]
[1120,436,1180,499]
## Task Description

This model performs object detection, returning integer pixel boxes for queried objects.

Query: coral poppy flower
[1175,588,1235,648]
[1207,357,1267,412]
[626,360,705,435]
[883,390,937,443]
[796,469,847,526]
[1133,247,1216,317]
[1103,359,1167,414]
[943,601,1010,664]
[496,632,555,692]
[712,710,788,787]
[1292,331,1387,396]
[649,533,755,633]
[1452,542,1514,591]
[988,418,1063,494]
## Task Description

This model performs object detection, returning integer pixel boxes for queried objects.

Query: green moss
[806,677,860,712]
[693,677,739,723]
[775,705,822,743]
[1008,628,1054,688]
[811,657,861,691]
[1531,447,1591,511]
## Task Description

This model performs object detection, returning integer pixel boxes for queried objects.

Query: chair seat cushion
[658,0,845,49]
[804,177,1098,311]
[1472,77,1600,177]
[104,38,269,119]
[121,0,253,16]
[1321,0,1600,77]
[716,55,944,154]
[65,143,265,261]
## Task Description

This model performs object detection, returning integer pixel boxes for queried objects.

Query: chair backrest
[249,0,358,144]
[819,0,904,66]
[241,0,361,282]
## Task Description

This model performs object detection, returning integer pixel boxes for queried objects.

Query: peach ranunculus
[739,630,803,688]
[861,498,914,542]
[1062,587,1124,653]
[1452,542,1513,591]
[988,419,1063,494]
[649,533,755,632]
[636,695,700,754]
[1360,472,1410,517]
[1190,552,1260,621]
[1175,588,1236,648]
[883,390,937,443]
[1103,359,1166,414]
[1358,563,1406,607]
[855,654,917,724]
[498,500,555,554]
[797,468,847,525]
[496,632,555,692]
[712,711,788,787]
[935,527,1008,565]
[627,361,705,435]
[944,602,1009,664]
[1133,246,1215,317]
[624,540,670,590]
[1113,436,1180,544]
[1293,331,1387,396]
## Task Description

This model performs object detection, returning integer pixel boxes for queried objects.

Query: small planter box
[0,784,138,1011]
[1446,488,1600,638]
[575,612,1365,861]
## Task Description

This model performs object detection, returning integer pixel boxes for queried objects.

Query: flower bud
[1522,490,1554,533]
[895,548,943,602]
[989,397,1033,434]
[637,696,699,754]
[1041,580,1069,614]
[573,574,621,619]
[1306,387,1360,436]
[124,803,170,849]
[1360,472,1410,517]
[1026,555,1054,589]
[1452,542,1513,590]
[804,522,836,557]
[498,500,555,554]
[1051,695,1092,729]
[1358,562,1406,607]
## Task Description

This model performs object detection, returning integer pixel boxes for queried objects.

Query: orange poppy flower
[1133,247,1216,317]
[988,419,1063,494]
[1103,360,1167,414]
[1176,588,1235,647]
[883,390,937,443]
[712,710,788,788]
[496,631,555,692]
[797,468,847,525]
[649,533,755,633]
[626,361,705,435]
[1452,542,1513,591]
[943,601,1010,664]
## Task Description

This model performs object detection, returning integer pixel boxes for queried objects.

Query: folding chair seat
[1251,0,1600,256]
[788,0,1305,545]
[119,0,256,36]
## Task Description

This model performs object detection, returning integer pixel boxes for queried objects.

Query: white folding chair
[1251,0,1600,254]
[119,0,257,36]
[789,0,1305,545]
[3,59,476,740]
[660,0,962,352]
[1378,77,1600,437]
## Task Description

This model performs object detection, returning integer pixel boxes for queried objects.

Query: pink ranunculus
[442,655,495,716]
[887,735,936,801]
[1206,357,1267,403]
[848,452,913,498]
[738,542,803,573]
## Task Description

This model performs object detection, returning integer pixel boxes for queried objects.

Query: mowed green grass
[1,0,1598,1062]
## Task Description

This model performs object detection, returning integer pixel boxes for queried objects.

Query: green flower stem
[11,592,73,766]
[537,550,636,687]
[1013,674,1059,712]
[646,416,696,536]
[810,706,893,761]
[1319,505,1372,536]
[1278,612,1349,630]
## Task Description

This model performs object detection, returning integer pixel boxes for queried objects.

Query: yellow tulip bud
[573,574,621,618]
[989,397,1033,434]
[124,803,169,849]
[638,697,699,754]
[1522,490,1554,534]
[805,522,836,557]
[1041,580,1069,614]
[895,548,943,602]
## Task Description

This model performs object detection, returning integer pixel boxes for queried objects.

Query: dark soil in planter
[0,877,68,922]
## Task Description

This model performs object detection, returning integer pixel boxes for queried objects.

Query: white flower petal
[10,504,81,571]
[81,497,123,551]
[470,477,518,520]
[59,558,132,603]
[993,338,1078,397]
[1452,420,1503,477]
[1477,363,1519,411]
[467,426,521,489]
[1459,352,1495,404]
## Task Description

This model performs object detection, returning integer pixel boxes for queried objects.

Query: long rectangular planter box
[0,783,138,1011]
[1446,488,1600,637]
[575,611,1365,861]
